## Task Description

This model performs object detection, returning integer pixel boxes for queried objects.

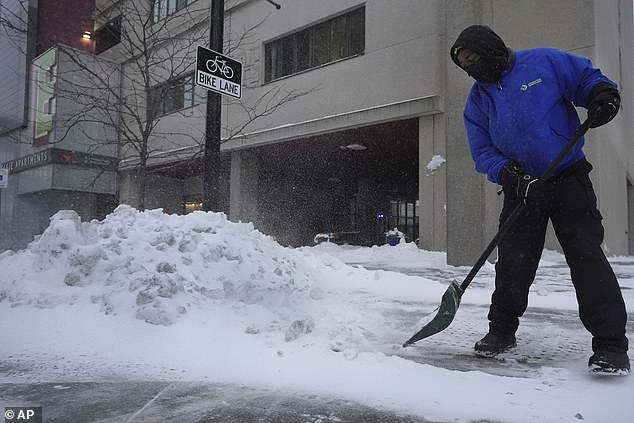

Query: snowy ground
[0,206,633,423]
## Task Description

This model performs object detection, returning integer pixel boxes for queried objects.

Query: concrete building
[0,0,118,249]
[2,0,634,266]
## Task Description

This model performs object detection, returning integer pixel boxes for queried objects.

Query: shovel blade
[402,280,464,347]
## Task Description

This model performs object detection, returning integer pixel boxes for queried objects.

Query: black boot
[474,332,516,357]
[588,350,630,375]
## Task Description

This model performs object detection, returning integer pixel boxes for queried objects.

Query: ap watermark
[4,408,42,423]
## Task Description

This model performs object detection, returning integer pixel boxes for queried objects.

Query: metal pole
[202,0,224,212]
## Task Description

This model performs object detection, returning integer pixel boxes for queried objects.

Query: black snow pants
[490,158,629,353]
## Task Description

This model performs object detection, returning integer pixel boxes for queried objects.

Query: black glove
[499,161,549,207]
[499,161,523,193]
[587,82,620,128]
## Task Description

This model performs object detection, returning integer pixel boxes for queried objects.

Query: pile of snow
[2,207,311,325]
[0,206,435,346]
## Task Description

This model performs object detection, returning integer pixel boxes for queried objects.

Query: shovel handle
[458,115,596,292]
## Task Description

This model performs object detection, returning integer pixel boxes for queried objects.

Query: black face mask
[464,60,501,84]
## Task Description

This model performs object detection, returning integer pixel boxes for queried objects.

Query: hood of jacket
[450,25,510,83]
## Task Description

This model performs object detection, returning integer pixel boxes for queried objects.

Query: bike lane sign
[196,45,243,98]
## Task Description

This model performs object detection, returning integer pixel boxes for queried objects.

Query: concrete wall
[54,45,119,157]
[445,0,488,265]
[418,114,447,251]
[229,149,259,223]
[591,0,634,256]
[620,0,634,254]
[0,0,32,134]
[10,190,99,248]
[224,0,443,134]
[6,45,121,160]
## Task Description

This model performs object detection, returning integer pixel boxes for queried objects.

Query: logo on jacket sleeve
[520,78,543,91]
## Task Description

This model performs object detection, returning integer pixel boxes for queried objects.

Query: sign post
[200,0,238,212]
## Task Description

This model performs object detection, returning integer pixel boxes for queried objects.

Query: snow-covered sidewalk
[0,206,632,423]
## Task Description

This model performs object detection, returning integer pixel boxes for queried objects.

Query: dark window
[149,73,197,118]
[312,22,331,67]
[95,16,122,55]
[153,0,195,23]
[330,15,347,61]
[264,7,365,82]
[296,29,310,72]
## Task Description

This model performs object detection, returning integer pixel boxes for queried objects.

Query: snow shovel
[403,115,597,347]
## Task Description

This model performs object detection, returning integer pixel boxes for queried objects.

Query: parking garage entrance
[252,118,419,246]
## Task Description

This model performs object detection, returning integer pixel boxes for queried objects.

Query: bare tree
[0,0,28,38]
[48,0,316,210]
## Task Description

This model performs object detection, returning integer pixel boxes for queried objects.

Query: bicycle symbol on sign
[206,56,234,79]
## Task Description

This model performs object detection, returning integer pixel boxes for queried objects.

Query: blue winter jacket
[463,47,617,184]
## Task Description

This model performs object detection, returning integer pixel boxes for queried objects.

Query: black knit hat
[450,25,509,69]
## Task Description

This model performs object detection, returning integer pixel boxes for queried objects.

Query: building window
[95,16,122,54]
[149,73,198,118]
[264,6,365,82]
[153,0,195,23]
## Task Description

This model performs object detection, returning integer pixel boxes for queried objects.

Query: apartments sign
[1,149,117,174]
[2,150,51,173]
